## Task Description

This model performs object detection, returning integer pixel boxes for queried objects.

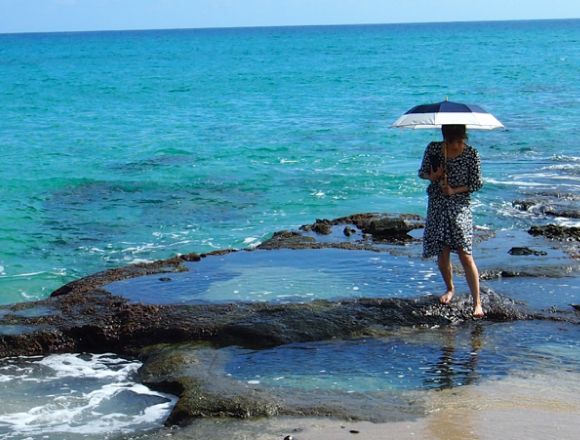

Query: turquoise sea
[2,19,580,306]
[1,19,580,439]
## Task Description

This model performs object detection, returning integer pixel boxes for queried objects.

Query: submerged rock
[508,247,548,256]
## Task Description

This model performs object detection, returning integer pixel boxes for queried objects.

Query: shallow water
[486,277,580,309]
[224,321,580,394]
[106,248,443,304]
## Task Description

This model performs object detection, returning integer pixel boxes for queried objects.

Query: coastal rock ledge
[1,212,579,427]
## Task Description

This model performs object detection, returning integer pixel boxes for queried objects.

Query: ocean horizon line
[1,17,579,37]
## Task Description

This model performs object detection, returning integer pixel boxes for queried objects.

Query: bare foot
[439,290,454,304]
[473,304,484,318]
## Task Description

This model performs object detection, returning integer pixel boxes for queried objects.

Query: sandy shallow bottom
[136,371,580,440]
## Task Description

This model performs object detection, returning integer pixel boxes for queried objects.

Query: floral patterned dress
[418,141,483,258]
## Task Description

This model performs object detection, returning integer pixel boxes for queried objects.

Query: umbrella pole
[443,140,448,186]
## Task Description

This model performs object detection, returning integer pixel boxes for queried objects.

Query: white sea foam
[121,243,163,254]
[553,218,580,228]
[553,155,580,163]
[9,271,45,278]
[0,353,177,440]
[86,247,107,253]
[485,178,547,187]
[37,353,136,379]
[243,237,261,249]
[542,164,580,172]
[123,257,152,265]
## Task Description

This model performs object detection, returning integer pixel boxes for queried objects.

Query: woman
[418,124,484,317]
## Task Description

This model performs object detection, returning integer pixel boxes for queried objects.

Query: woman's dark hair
[441,124,468,142]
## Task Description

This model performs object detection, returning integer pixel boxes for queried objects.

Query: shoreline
[135,370,580,439]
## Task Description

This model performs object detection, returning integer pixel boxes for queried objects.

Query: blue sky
[2,0,580,34]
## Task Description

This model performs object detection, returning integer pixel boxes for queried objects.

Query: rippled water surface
[2,20,580,304]
[226,321,580,393]
[106,248,446,304]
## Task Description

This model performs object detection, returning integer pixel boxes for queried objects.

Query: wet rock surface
[509,191,580,258]
[513,192,580,220]
[138,342,427,426]
[528,224,580,241]
[297,213,424,243]
[1,213,580,429]
[508,247,548,256]
[527,224,580,258]
[0,287,532,359]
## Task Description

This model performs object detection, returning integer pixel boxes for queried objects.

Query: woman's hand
[440,183,468,196]
[439,183,455,196]
[429,165,444,182]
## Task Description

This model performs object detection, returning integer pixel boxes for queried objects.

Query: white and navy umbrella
[391,99,504,130]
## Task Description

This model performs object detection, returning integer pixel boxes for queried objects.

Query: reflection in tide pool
[0,353,177,440]
[105,249,446,305]
[225,321,580,393]
[227,336,480,392]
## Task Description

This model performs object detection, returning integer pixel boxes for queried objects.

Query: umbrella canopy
[391,99,504,130]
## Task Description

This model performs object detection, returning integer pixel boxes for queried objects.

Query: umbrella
[391,98,503,185]
[391,98,504,130]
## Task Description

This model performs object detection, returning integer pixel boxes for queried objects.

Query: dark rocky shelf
[1,213,579,427]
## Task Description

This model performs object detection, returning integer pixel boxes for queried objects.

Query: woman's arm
[418,142,444,182]
[468,149,483,192]
[422,167,444,182]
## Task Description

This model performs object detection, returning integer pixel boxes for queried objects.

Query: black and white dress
[418,141,483,259]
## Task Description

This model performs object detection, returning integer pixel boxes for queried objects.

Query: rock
[541,204,580,219]
[513,193,580,220]
[513,199,537,211]
[528,224,580,241]
[133,287,535,427]
[300,213,424,239]
[261,213,425,250]
[508,247,548,256]
[363,216,414,237]
[310,218,333,235]
[343,226,356,237]
[0,284,532,360]
[258,230,317,250]
[50,253,202,297]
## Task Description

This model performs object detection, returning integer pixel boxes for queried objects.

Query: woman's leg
[438,246,454,304]
[457,249,484,317]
